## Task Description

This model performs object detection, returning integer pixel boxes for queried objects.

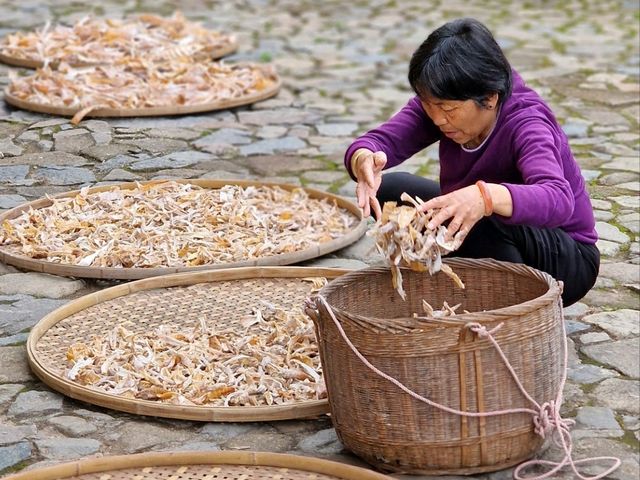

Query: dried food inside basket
[369,192,465,299]
[0,11,236,67]
[65,278,327,406]
[0,182,359,268]
[413,299,471,318]
[8,58,278,124]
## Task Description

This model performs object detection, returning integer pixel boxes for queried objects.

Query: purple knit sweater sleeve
[344,97,440,179]
[500,120,576,228]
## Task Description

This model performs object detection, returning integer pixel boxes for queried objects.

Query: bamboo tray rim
[27,266,350,422]
[317,259,561,327]
[0,179,366,279]
[0,40,238,69]
[3,71,280,118]
[2,451,393,480]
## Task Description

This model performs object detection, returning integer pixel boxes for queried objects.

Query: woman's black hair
[408,18,512,107]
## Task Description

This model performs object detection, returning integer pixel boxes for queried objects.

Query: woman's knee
[561,244,600,307]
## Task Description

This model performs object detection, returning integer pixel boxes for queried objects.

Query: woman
[344,18,599,306]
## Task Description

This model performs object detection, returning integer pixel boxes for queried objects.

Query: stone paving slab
[0,0,638,478]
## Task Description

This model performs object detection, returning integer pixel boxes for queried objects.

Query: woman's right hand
[351,149,387,219]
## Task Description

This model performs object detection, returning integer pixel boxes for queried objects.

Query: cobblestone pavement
[0,0,638,478]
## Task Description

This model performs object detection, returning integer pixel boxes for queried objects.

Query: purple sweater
[345,71,597,244]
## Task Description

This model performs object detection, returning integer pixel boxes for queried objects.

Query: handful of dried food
[369,192,465,299]
[65,278,327,407]
[0,182,359,268]
[0,11,235,67]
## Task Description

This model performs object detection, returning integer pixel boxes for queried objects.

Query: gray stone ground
[0,0,638,478]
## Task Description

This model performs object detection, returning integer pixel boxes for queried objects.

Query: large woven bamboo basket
[3,451,393,480]
[307,258,564,475]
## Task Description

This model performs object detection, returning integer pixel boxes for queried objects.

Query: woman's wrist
[484,183,513,218]
[350,148,371,178]
[475,180,493,216]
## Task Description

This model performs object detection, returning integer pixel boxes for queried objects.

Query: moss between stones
[551,38,567,55]
[580,382,599,395]
[327,180,342,195]
[0,459,31,477]
[259,52,273,63]
[618,429,640,450]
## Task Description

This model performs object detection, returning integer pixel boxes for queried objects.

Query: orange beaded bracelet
[475,180,493,216]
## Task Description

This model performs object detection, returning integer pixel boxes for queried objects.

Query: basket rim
[0,179,366,279]
[316,258,562,328]
[27,266,350,422]
[2,451,393,480]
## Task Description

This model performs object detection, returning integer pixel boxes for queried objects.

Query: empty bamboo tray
[28,267,348,421]
[3,451,393,480]
[0,179,366,279]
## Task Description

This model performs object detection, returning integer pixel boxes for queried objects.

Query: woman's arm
[344,96,440,180]
[500,119,575,228]
[487,183,513,217]
[420,119,574,240]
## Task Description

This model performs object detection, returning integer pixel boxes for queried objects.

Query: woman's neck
[463,107,499,149]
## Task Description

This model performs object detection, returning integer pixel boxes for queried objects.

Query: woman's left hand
[419,185,486,242]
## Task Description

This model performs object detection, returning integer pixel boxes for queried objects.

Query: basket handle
[305,296,324,343]
[304,295,320,324]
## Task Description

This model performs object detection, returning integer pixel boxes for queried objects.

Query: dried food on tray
[0,182,360,268]
[369,193,465,299]
[0,11,236,68]
[7,59,278,123]
[65,278,327,407]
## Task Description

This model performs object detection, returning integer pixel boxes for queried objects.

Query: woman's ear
[486,92,499,109]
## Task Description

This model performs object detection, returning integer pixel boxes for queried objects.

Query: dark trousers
[377,172,600,307]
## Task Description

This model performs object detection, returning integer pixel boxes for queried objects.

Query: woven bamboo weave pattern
[53,464,344,479]
[36,278,311,373]
[3,451,394,480]
[311,258,563,475]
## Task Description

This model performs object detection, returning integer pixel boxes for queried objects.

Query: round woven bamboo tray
[28,266,348,421]
[307,259,564,475]
[0,41,238,69]
[0,179,366,279]
[3,73,280,119]
[3,451,393,480]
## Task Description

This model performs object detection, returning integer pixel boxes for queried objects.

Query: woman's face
[420,93,498,148]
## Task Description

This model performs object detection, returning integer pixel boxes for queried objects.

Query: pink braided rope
[316,295,621,479]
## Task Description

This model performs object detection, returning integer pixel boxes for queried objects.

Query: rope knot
[466,321,504,338]
[533,402,554,438]
[532,400,575,441]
